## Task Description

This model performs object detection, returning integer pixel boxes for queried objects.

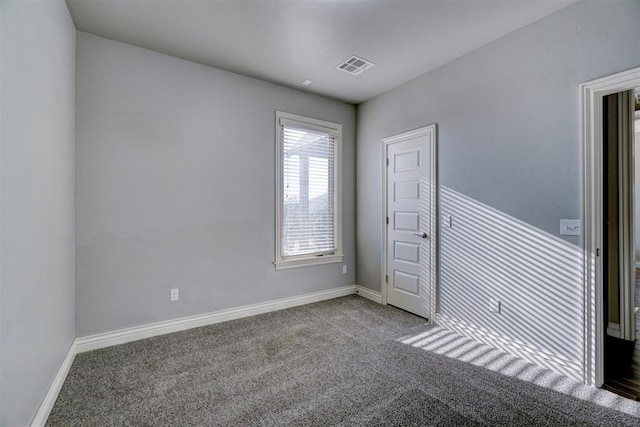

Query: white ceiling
[65,0,578,104]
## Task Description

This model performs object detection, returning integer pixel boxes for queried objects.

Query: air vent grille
[336,55,374,75]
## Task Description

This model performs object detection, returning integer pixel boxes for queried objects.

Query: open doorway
[601,87,640,399]
[582,67,640,390]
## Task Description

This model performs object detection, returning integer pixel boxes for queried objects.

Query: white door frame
[381,124,438,321]
[582,67,640,387]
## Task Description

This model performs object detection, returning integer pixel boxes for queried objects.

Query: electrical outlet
[342,265,348,274]
[170,288,179,302]
[489,298,501,314]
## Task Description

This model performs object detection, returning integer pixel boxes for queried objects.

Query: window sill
[274,254,343,270]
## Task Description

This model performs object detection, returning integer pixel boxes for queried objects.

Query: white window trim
[274,111,343,270]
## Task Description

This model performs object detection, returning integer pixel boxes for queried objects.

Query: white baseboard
[76,285,357,353]
[606,322,621,338]
[354,285,383,304]
[30,340,77,427]
[31,284,380,425]
[436,313,583,382]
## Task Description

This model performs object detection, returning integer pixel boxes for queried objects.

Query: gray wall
[0,1,76,425]
[75,33,356,336]
[356,0,640,372]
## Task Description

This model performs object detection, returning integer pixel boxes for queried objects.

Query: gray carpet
[48,296,640,426]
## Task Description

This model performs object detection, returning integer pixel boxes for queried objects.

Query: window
[275,111,342,269]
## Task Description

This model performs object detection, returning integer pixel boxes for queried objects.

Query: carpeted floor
[48,296,640,426]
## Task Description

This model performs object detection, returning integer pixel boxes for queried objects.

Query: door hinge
[596,248,600,257]
[386,158,389,167]
[385,275,389,283]
[386,216,389,225]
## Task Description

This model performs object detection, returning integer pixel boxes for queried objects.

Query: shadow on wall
[438,187,584,372]
[397,326,640,417]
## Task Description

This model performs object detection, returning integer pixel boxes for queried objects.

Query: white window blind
[281,122,336,257]
[275,112,342,269]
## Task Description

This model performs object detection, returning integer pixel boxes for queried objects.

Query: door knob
[413,232,428,239]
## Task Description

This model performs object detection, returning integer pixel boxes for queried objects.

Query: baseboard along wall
[354,285,383,304]
[30,341,77,427]
[435,313,583,382]
[75,285,363,353]
[32,284,583,425]
[31,284,363,426]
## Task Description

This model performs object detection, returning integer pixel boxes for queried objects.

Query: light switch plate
[560,219,581,236]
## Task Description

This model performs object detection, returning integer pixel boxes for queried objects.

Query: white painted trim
[607,323,621,339]
[618,90,635,342]
[355,285,383,304]
[383,126,435,144]
[436,313,582,382]
[76,285,357,353]
[381,139,389,306]
[581,66,640,387]
[274,254,343,269]
[30,341,77,427]
[31,286,365,425]
[381,124,438,321]
[274,111,343,270]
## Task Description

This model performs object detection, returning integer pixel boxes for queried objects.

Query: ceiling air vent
[336,55,374,76]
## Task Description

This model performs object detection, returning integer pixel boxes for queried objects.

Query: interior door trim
[381,124,438,322]
[581,66,640,387]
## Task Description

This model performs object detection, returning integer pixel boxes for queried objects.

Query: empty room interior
[2,0,640,425]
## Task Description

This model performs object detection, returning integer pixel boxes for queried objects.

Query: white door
[385,126,436,319]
